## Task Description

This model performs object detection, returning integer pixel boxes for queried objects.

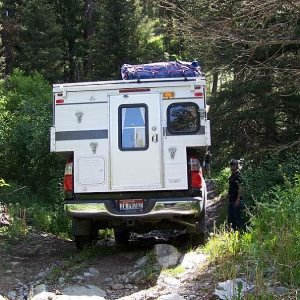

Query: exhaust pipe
[172,218,196,231]
[126,219,135,226]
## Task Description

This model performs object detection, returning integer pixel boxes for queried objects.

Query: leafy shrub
[249,176,300,285]
[214,167,231,196]
[242,148,300,206]
[0,69,65,204]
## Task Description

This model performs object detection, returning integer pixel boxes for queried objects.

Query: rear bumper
[64,197,204,220]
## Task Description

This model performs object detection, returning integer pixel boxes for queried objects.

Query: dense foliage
[1,0,165,82]
[0,70,64,200]
[161,0,300,165]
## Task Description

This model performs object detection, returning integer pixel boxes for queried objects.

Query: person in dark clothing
[228,159,243,230]
[204,150,212,179]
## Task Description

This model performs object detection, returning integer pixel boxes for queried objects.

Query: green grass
[141,250,159,281]
[161,265,185,276]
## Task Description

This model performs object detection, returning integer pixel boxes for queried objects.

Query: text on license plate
[119,199,143,211]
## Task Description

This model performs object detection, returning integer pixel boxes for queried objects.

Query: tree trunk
[83,0,96,80]
[211,71,219,95]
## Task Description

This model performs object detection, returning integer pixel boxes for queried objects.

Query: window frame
[118,103,149,151]
[167,102,200,135]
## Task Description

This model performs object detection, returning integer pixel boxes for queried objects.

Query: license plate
[119,199,143,212]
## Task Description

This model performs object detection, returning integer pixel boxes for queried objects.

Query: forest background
[0,0,299,294]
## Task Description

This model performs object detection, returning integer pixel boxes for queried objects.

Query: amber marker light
[162,91,175,99]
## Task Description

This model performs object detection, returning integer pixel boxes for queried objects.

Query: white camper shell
[51,77,211,249]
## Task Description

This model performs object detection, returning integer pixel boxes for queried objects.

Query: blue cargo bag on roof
[121,60,201,80]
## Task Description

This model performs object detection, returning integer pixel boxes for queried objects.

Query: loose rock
[32,291,55,300]
[214,279,253,300]
[154,244,181,268]
[62,285,106,298]
[134,256,148,268]
[32,284,47,296]
[157,294,185,300]
[161,277,180,286]
[89,268,100,274]
[128,270,144,283]
[125,284,134,290]
[112,283,124,290]
[7,291,17,300]
[180,252,207,270]
[268,286,289,296]
[58,277,65,285]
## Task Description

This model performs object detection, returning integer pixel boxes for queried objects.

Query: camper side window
[119,104,149,151]
[167,102,200,134]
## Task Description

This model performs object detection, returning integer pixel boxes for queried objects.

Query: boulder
[7,291,16,300]
[154,244,181,268]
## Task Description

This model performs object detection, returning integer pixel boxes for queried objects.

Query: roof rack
[53,76,206,88]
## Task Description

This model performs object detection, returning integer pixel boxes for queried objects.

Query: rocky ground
[0,180,227,300]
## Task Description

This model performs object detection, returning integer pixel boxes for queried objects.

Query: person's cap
[229,159,239,165]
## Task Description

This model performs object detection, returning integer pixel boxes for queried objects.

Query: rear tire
[72,219,99,250]
[114,228,130,244]
[75,235,93,250]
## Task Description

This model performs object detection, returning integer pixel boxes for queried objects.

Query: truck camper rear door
[109,93,162,191]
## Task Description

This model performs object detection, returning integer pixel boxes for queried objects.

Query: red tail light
[64,159,73,193]
[189,157,202,188]
[191,171,202,188]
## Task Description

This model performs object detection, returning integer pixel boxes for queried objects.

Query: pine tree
[53,0,85,82]
[0,23,5,76]
[16,0,64,82]
[0,0,22,75]
[88,0,142,80]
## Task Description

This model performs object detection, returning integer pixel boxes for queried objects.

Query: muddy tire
[114,228,130,244]
[75,235,93,250]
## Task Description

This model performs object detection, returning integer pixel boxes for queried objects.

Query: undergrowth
[204,175,300,298]
[214,167,231,196]
[0,181,71,239]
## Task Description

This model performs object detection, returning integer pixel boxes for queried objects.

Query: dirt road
[0,180,225,300]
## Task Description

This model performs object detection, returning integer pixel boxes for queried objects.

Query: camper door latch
[169,147,177,159]
[152,134,158,143]
[90,142,98,154]
[75,111,83,123]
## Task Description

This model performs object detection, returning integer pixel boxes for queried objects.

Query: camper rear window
[167,103,200,134]
[119,104,149,151]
